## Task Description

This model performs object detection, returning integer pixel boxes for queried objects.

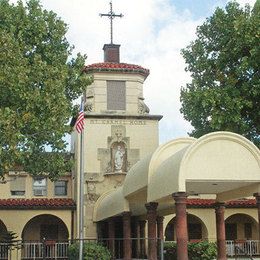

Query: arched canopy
[123,138,195,199]
[93,187,129,222]
[94,132,260,221]
[148,132,260,202]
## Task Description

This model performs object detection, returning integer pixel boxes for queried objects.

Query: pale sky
[12,0,257,144]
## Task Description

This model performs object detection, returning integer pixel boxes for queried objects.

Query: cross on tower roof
[100,1,123,44]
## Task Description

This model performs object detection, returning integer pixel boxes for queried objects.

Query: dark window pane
[244,223,252,239]
[226,223,237,240]
[54,181,67,196]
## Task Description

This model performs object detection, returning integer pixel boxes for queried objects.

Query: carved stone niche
[111,141,127,173]
[98,125,140,175]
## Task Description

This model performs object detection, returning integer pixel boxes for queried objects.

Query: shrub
[68,242,111,260]
[164,241,217,260]
[164,241,177,260]
[188,241,217,260]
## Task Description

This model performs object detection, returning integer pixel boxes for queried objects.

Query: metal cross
[100,1,123,44]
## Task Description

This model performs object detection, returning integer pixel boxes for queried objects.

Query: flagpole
[79,120,84,259]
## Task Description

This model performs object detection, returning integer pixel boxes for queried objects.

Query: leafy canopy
[180,1,260,146]
[0,0,92,179]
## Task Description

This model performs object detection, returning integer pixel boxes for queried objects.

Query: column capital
[214,202,226,211]
[108,217,115,223]
[172,192,188,204]
[145,202,158,212]
[122,211,131,218]
[139,220,146,226]
[254,192,260,200]
[157,216,164,224]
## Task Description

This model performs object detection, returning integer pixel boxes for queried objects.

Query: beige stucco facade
[0,173,75,244]
[94,131,260,242]
[0,210,72,240]
[72,62,162,239]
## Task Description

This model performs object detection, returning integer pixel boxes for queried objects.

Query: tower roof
[83,62,150,79]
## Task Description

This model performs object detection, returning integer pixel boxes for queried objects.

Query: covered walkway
[94,132,260,260]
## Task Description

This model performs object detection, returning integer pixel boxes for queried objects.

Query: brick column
[215,202,226,260]
[123,212,132,260]
[139,220,146,258]
[133,219,139,258]
[157,216,164,259]
[157,216,164,241]
[254,193,260,239]
[145,202,158,260]
[173,192,188,260]
[108,218,115,259]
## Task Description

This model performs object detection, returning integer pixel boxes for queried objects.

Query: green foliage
[164,241,177,260]
[164,241,217,260]
[180,1,260,146]
[188,241,217,260]
[68,242,111,260]
[0,0,92,179]
[0,230,19,249]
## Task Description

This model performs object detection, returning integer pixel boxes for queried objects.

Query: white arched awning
[93,187,129,222]
[148,132,260,203]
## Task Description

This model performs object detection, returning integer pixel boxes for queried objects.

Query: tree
[0,0,92,179]
[180,1,260,146]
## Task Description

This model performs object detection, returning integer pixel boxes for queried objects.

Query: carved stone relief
[84,89,94,112]
[138,93,150,114]
[97,125,140,175]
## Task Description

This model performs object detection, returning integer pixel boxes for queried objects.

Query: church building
[71,41,260,260]
[0,3,260,260]
[72,42,162,240]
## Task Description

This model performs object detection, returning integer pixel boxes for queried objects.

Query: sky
[12,0,256,144]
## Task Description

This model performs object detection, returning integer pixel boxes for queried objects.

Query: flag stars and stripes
[75,103,85,133]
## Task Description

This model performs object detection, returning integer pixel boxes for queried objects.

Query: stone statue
[138,94,150,114]
[114,145,125,172]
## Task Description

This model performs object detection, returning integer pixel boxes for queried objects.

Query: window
[107,81,126,110]
[33,177,47,196]
[40,224,58,240]
[244,223,252,239]
[10,177,26,196]
[188,223,202,240]
[225,223,237,240]
[54,180,67,196]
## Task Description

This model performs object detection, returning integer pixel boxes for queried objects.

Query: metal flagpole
[79,120,84,259]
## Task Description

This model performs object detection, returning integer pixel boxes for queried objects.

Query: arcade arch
[225,213,258,240]
[0,220,7,239]
[22,214,69,241]
[165,214,208,242]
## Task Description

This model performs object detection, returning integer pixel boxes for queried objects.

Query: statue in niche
[111,142,126,173]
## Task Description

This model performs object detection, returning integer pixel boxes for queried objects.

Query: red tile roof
[84,62,150,78]
[187,199,256,208]
[0,198,76,210]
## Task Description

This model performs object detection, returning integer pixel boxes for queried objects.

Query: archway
[165,214,208,242]
[22,214,69,241]
[0,220,7,240]
[225,214,258,240]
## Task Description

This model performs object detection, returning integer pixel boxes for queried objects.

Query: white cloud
[235,0,256,6]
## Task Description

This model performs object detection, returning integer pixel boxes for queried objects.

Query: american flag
[75,102,84,133]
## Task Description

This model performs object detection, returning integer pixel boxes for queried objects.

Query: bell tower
[72,2,162,239]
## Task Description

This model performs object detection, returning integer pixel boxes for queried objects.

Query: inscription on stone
[90,119,146,125]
